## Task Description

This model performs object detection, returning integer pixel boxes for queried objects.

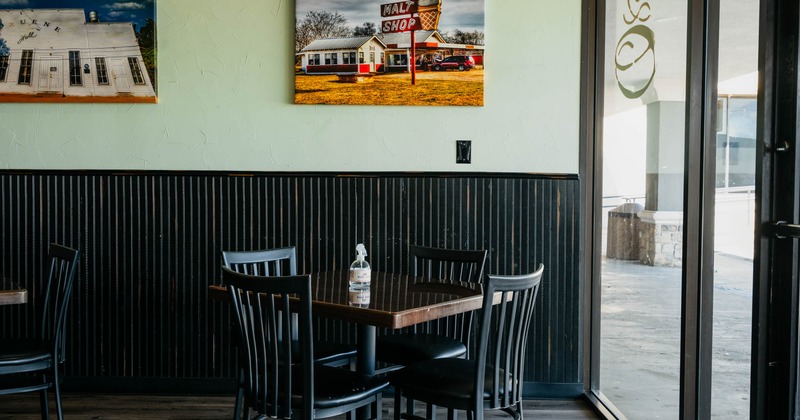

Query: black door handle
[773,221,800,239]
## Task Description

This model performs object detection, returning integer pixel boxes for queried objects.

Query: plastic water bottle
[349,243,371,290]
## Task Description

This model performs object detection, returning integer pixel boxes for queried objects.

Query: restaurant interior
[1,0,800,419]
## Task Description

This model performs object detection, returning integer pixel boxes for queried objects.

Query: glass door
[598,1,687,417]
[592,0,758,417]
[586,0,799,417]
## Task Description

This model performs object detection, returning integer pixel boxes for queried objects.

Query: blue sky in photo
[296,0,484,34]
[0,0,155,31]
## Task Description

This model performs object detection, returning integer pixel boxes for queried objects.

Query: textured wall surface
[0,0,581,173]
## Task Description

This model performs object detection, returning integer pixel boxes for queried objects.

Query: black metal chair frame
[407,245,488,351]
[224,268,387,420]
[0,244,80,420]
[222,247,357,419]
[223,247,298,277]
[390,264,545,420]
[375,245,487,376]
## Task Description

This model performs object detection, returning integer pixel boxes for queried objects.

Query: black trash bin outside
[606,202,644,260]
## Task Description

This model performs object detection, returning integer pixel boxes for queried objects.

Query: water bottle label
[348,288,370,307]
[349,268,371,286]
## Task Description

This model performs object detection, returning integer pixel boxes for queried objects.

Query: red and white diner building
[298,30,485,75]
[298,35,387,75]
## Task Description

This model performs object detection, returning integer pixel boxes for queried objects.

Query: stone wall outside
[639,220,683,267]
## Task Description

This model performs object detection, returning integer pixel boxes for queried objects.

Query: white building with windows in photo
[298,31,485,75]
[0,9,155,102]
[299,35,387,75]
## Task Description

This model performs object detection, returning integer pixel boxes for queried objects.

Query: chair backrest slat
[223,247,299,341]
[410,245,487,284]
[40,244,79,363]
[222,247,298,277]
[473,264,544,415]
[225,267,315,419]
[409,245,487,353]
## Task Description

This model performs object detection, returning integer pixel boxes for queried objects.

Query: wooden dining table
[0,288,28,306]
[208,270,497,419]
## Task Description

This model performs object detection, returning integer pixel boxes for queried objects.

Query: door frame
[109,58,132,93]
[752,0,800,417]
[37,56,63,93]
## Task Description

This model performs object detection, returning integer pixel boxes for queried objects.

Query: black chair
[224,267,389,419]
[222,247,358,419]
[0,244,80,420]
[375,245,487,372]
[390,264,544,420]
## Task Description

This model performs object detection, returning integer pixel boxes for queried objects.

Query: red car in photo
[433,55,475,71]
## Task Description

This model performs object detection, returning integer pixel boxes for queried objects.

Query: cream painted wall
[0,0,581,172]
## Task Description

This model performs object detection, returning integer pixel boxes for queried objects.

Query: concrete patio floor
[600,252,752,419]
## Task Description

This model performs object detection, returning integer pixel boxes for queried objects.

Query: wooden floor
[0,393,600,419]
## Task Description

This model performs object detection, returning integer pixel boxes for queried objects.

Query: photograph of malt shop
[294,0,485,106]
[296,0,484,75]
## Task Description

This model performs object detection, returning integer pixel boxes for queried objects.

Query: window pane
[95,57,109,85]
[711,0,758,417]
[600,1,687,417]
[69,51,82,86]
[0,55,8,82]
[128,57,145,85]
[18,50,33,85]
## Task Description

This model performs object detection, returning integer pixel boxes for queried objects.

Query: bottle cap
[356,243,367,260]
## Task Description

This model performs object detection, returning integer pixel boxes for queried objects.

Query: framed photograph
[0,1,156,103]
[295,0,485,106]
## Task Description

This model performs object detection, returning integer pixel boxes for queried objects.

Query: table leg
[357,324,376,374]
[356,324,376,420]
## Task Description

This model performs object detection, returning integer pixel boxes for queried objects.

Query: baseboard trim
[524,382,584,399]
[63,377,237,395]
[63,378,582,399]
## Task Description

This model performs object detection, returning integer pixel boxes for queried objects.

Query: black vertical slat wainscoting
[0,171,582,396]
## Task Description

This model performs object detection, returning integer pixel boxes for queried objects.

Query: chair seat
[252,363,389,413]
[389,358,511,402]
[308,341,357,365]
[0,374,53,395]
[0,338,51,369]
[375,333,467,366]
[282,363,389,409]
[234,338,355,366]
[273,340,355,365]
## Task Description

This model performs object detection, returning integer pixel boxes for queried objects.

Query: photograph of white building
[299,35,387,74]
[0,5,156,103]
